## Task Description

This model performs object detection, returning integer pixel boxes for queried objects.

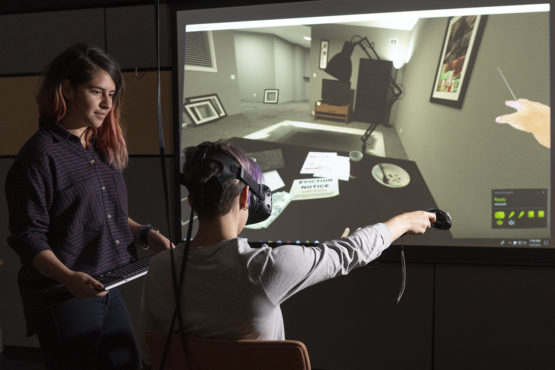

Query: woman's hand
[33,250,106,298]
[61,271,107,298]
[146,229,175,252]
[128,217,175,253]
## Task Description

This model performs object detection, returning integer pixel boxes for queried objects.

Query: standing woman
[5,43,171,369]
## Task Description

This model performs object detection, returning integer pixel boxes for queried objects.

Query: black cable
[151,0,190,368]
[431,262,436,370]
[396,238,406,304]
[177,208,194,304]
[160,207,195,370]
[167,207,195,332]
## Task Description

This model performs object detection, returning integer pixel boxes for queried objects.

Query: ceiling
[237,16,419,49]
[243,26,313,48]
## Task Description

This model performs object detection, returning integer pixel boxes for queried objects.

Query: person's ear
[61,79,73,101]
[239,186,249,210]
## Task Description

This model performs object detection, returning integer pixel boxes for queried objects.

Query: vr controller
[427,208,452,230]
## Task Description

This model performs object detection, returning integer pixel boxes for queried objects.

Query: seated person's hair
[182,141,262,220]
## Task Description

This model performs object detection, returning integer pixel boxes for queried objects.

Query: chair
[146,331,311,370]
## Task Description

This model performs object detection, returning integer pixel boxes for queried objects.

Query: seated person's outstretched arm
[384,210,436,241]
[257,210,437,305]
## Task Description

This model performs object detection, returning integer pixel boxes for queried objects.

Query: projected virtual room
[178,4,550,247]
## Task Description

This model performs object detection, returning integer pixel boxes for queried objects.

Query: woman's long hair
[37,43,128,170]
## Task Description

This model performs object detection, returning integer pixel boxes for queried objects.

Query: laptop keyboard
[95,256,152,290]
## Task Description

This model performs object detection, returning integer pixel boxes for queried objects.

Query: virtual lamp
[325,36,404,153]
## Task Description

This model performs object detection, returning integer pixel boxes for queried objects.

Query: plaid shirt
[5,117,134,334]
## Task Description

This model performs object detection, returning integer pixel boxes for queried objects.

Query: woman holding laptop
[5,43,171,370]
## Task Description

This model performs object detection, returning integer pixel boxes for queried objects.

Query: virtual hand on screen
[495,99,550,148]
[340,227,363,238]
[341,228,350,238]
[63,271,107,298]
[146,229,175,252]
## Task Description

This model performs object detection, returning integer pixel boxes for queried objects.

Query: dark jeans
[36,288,140,370]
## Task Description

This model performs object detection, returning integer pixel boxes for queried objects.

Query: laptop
[95,256,153,290]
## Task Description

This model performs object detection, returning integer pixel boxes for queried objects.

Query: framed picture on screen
[430,15,487,108]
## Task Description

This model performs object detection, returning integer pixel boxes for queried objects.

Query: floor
[0,346,43,370]
[181,101,408,160]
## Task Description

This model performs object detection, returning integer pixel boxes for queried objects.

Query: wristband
[139,224,158,249]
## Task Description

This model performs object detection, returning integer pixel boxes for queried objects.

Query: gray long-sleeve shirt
[140,223,391,362]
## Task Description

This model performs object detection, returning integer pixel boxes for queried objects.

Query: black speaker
[354,58,394,124]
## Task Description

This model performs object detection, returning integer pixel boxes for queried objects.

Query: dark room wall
[0,3,176,349]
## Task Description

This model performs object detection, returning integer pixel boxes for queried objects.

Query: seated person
[140,140,435,364]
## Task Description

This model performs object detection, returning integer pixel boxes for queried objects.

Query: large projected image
[177,2,550,248]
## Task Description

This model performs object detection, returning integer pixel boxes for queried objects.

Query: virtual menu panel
[492,189,547,229]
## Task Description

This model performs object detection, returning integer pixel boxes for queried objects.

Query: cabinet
[354,58,394,124]
[314,101,351,124]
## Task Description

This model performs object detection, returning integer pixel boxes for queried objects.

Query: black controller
[427,208,452,230]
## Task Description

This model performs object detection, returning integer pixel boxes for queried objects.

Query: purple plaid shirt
[5,117,134,334]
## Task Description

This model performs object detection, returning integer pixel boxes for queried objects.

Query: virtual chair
[146,331,312,370]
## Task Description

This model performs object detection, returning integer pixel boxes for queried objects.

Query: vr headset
[181,142,272,225]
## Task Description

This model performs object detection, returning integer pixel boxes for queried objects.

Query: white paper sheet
[300,152,337,174]
[289,177,339,200]
[314,155,350,181]
[262,170,285,191]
